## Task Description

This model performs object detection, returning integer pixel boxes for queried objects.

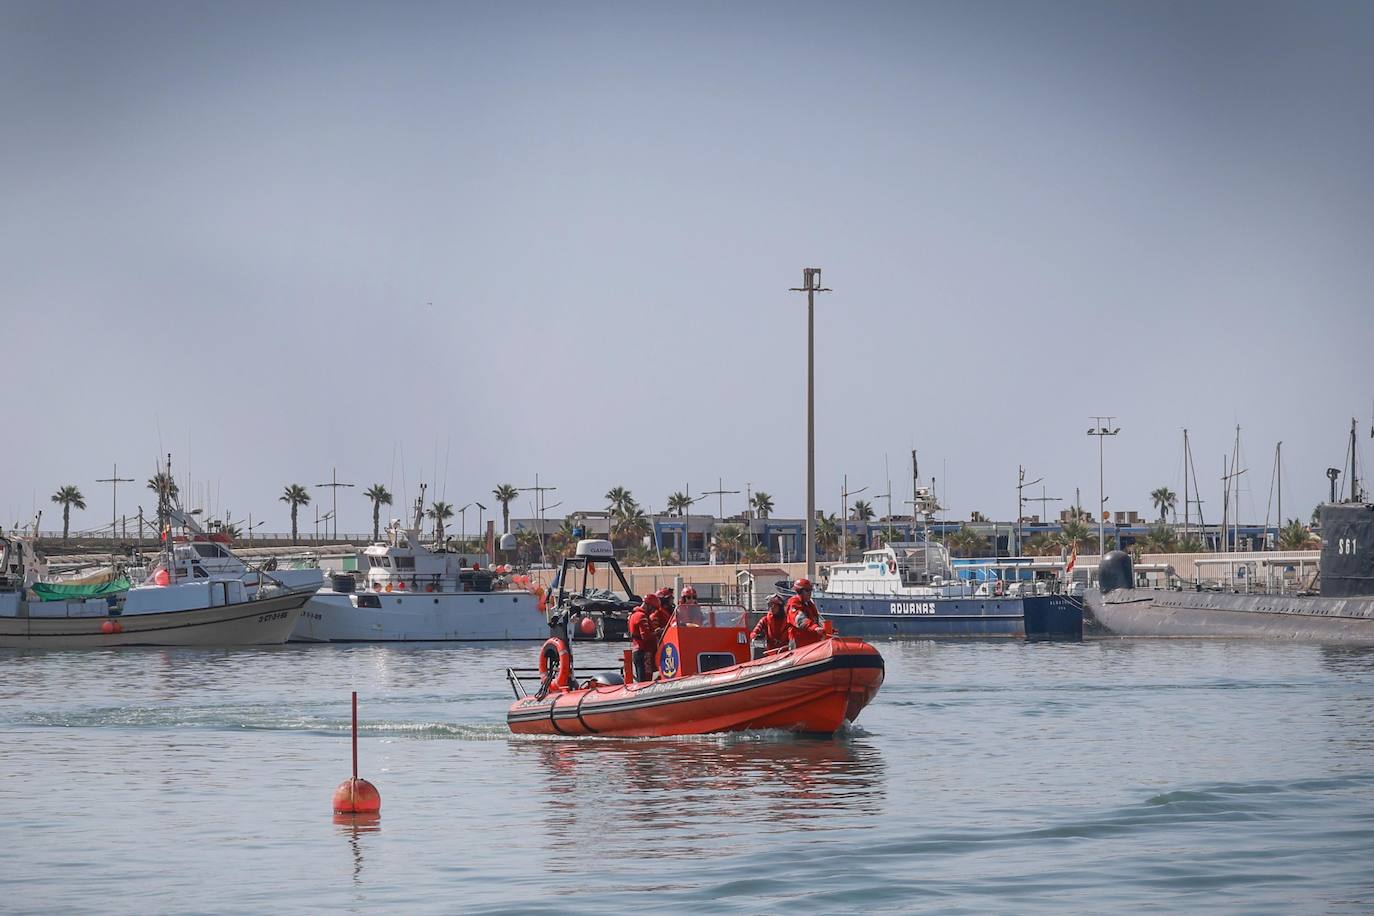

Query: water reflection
[512,734,885,870]
[333,813,382,887]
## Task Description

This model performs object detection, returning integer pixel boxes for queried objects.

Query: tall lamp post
[840,475,867,562]
[1087,418,1121,556]
[1015,466,1043,556]
[791,268,830,579]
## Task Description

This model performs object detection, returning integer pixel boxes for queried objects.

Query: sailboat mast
[1276,441,1282,536]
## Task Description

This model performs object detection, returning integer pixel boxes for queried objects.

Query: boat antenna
[96,463,135,561]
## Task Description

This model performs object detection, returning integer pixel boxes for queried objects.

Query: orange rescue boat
[505,607,884,737]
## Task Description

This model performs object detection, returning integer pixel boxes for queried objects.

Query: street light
[840,475,867,562]
[1015,466,1043,556]
[791,267,830,579]
[457,503,472,544]
[474,502,488,561]
[1087,418,1121,556]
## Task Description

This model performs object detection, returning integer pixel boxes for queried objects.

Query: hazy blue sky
[3,0,1371,535]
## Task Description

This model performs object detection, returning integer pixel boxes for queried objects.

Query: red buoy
[101,620,123,635]
[578,615,597,636]
[332,691,382,815]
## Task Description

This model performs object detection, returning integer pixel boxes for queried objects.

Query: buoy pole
[332,690,381,816]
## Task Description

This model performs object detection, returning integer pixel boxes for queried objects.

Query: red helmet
[642,593,661,610]
[656,587,674,600]
[794,578,813,592]
[681,585,697,600]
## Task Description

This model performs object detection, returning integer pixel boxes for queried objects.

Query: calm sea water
[2,639,1372,914]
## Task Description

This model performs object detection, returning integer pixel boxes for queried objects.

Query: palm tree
[1056,518,1095,553]
[666,491,693,516]
[492,484,518,533]
[427,501,455,543]
[279,484,311,544]
[1279,519,1320,550]
[741,542,772,564]
[611,505,651,549]
[1177,535,1205,553]
[815,513,841,560]
[850,500,875,521]
[945,525,988,558]
[605,486,634,515]
[146,472,178,520]
[50,485,85,540]
[750,491,774,520]
[1138,523,1178,554]
[515,528,542,565]
[713,524,745,563]
[1150,487,1178,522]
[364,484,392,543]
[1022,532,1057,556]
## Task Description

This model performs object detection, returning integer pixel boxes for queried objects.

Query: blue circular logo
[660,643,680,678]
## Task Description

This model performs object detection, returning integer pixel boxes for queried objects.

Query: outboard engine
[1098,550,1134,594]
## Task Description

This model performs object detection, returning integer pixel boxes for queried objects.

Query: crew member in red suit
[786,577,825,647]
[649,590,673,642]
[655,587,676,619]
[750,594,789,651]
[677,585,704,626]
[629,592,662,682]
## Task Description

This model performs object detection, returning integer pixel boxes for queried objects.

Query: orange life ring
[537,637,572,691]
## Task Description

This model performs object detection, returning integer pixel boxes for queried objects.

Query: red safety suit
[628,606,657,682]
[677,600,704,626]
[628,607,653,652]
[786,594,825,647]
[750,611,789,650]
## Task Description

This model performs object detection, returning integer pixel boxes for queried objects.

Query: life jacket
[786,595,824,647]
[751,612,789,650]
[628,608,654,651]
[649,606,671,641]
[678,600,704,626]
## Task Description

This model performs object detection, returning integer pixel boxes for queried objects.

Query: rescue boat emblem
[660,643,680,678]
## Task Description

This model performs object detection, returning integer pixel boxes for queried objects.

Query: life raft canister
[538,637,572,692]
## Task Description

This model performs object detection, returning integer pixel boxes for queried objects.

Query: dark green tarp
[31,577,130,602]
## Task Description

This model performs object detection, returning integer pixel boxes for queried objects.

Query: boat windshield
[674,605,747,629]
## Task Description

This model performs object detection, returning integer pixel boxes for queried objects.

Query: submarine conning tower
[1319,503,1374,598]
[1097,550,1134,594]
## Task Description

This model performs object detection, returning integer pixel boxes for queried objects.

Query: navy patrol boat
[782,540,1082,640]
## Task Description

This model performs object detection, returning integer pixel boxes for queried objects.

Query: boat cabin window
[368,556,392,568]
[697,652,738,673]
[395,556,415,570]
[192,564,208,578]
[193,543,228,558]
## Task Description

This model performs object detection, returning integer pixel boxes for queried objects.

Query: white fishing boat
[0,532,309,648]
[292,491,545,642]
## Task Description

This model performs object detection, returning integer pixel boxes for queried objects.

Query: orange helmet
[794,577,813,592]
[642,593,661,610]
[656,587,674,600]
[681,585,697,600]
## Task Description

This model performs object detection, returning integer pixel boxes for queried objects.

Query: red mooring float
[506,607,884,737]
